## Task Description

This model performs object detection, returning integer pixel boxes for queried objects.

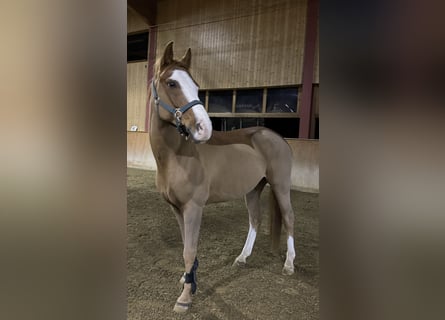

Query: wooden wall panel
[156,0,307,89]
[127,132,156,169]
[288,139,319,192]
[127,6,149,34]
[127,62,148,131]
[127,133,319,193]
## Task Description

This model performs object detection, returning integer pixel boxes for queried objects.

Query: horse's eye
[167,81,177,88]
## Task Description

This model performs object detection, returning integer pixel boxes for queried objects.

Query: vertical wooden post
[205,90,209,111]
[298,0,319,139]
[145,26,157,131]
[232,89,237,113]
[262,88,267,113]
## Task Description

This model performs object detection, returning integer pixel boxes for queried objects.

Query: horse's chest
[156,162,208,207]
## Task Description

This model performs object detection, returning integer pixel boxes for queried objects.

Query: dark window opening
[210,117,297,138]
[266,87,298,113]
[210,118,265,131]
[198,91,206,103]
[314,117,319,139]
[235,89,262,113]
[240,117,264,128]
[264,118,299,138]
[226,118,241,131]
[128,32,148,62]
[208,90,232,113]
[210,117,223,131]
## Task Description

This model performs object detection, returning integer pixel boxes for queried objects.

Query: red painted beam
[145,26,157,132]
[299,0,319,139]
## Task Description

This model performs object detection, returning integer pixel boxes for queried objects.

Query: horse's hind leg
[233,178,267,267]
[272,185,296,275]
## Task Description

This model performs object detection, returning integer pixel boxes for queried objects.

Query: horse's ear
[161,41,174,69]
[180,48,191,69]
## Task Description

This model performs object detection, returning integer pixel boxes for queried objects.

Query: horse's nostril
[196,122,203,132]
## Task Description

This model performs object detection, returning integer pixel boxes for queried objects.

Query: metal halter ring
[174,110,182,120]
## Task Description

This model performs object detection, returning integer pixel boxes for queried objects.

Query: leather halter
[151,80,203,137]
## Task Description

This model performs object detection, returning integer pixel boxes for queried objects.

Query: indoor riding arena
[127,0,319,319]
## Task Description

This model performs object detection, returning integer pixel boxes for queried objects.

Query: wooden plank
[208,112,300,118]
[127,132,156,169]
[156,0,307,89]
[232,90,236,113]
[127,1,157,26]
[127,6,149,34]
[287,139,319,192]
[262,88,267,113]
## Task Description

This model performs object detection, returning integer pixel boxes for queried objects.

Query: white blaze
[169,70,212,142]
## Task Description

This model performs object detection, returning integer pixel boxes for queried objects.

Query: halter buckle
[174,109,182,120]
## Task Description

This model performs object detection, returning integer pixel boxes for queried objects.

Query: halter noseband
[151,80,203,138]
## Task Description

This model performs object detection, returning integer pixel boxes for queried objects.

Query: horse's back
[204,127,293,192]
[209,126,292,158]
[207,127,261,147]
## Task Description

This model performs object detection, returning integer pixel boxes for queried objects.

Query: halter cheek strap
[151,81,203,137]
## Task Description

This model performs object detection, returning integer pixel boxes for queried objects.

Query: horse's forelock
[156,62,199,88]
[155,59,190,78]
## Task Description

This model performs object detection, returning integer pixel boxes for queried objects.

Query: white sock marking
[285,236,296,267]
[240,224,257,259]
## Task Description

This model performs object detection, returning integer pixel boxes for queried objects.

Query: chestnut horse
[149,42,296,313]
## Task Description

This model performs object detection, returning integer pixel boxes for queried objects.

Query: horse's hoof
[282,265,295,276]
[173,301,192,313]
[232,258,246,268]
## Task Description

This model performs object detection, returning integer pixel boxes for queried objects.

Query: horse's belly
[203,144,266,203]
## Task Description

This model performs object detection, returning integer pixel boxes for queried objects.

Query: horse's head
[152,42,212,143]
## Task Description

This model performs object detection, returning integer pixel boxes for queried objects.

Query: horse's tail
[269,190,282,254]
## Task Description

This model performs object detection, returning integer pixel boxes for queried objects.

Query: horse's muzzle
[188,105,212,143]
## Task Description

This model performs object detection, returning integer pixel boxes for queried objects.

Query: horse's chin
[191,136,211,144]
[190,130,212,144]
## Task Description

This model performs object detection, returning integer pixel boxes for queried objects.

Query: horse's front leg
[171,205,188,285]
[170,204,185,244]
[173,202,203,313]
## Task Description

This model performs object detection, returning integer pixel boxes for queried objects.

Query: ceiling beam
[128,0,157,26]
